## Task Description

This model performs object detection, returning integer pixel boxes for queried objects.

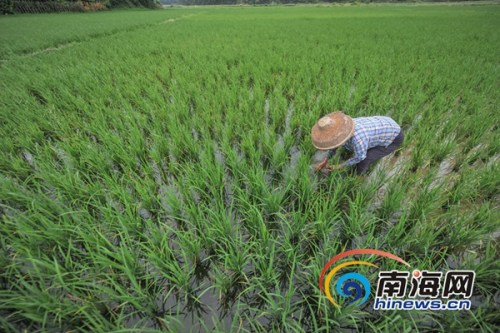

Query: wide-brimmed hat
[311,111,355,150]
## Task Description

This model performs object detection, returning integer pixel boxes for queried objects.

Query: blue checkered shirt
[340,116,401,167]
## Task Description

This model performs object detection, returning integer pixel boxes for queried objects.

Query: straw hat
[311,111,355,150]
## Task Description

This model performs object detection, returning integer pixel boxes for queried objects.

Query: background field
[1,5,499,333]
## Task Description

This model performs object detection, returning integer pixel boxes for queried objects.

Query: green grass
[1,4,499,332]
[0,8,193,59]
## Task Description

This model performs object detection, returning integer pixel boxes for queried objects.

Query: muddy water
[214,141,234,206]
[386,150,408,179]
[192,128,199,142]
[284,104,294,135]
[232,144,244,163]
[275,135,285,152]
[150,278,235,332]
[190,188,201,204]
[110,160,121,174]
[151,160,163,184]
[289,145,301,176]
[348,84,356,100]
[435,155,456,179]
[138,207,152,220]
[365,157,388,185]
[21,149,60,201]
[22,150,36,168]
[408,113,423,133]
[54,146,74,170]
[371,184,388,212]
[429,155,457,190]
[366,149,411,212]
[311,150,329,165]
[161,159,170,176]
[0,179,23,217]
[168,144,178,165]
[265,169,274,186]
[272,105,295,166]
[152,159,184,218]
[264,98,270,128]
[213,142,225,167]
[152,160,173,213]
[107,195,125,213]
[486,153,499,168]
[467,143,486,157]
[223,180,234,206]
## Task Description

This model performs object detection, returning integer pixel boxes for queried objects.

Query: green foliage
[0,0,14,14]
[0,4,499,332]
[11,1,104,14]
[4,0,159,14]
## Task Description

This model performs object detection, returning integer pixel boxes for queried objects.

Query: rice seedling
[1,3,499,332]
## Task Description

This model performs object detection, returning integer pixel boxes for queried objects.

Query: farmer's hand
[315,158,328,172]
[325,164,343,172]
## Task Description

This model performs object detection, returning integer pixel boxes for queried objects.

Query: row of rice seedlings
[0,8,195,60]
[1,5,498,331]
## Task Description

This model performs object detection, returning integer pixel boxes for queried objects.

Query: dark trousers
[356,129,405,174]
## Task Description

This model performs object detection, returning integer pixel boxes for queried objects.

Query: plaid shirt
[338,116,401,167]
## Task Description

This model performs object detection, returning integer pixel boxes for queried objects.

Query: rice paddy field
[1,4,499,332]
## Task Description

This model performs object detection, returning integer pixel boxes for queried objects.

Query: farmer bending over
[311,112,404,174]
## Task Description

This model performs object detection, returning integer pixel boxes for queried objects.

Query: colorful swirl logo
[319,249,410,308]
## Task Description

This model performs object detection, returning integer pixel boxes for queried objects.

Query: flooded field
[0,4,499,332]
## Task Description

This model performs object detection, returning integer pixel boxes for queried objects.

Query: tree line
[1,0,482,15]
[1,0,160,14]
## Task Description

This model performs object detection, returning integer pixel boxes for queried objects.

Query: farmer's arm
[339,136,368,168]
